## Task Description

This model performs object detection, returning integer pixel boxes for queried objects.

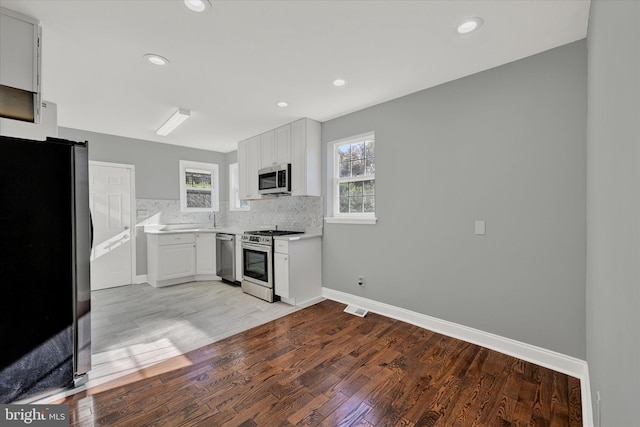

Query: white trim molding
[179,160,219,213]
[321,287,593,427]
[324,216,377,225]
[134,274,148,285]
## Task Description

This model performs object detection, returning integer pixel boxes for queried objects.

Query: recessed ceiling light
[276,101,289,108]
[333,78,348,87]
[457,17,483,34]
[184,0,211,13]
[144,54,170,67]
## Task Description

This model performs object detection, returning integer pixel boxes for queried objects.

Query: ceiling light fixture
[144,54,170,67]
[276,101,289,108]
[333,78,348,87]
[184,0,211,13]
[156,108,190,136]
[457,17,483,34]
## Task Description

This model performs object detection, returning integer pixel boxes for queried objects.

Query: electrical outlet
[358,276,365,286]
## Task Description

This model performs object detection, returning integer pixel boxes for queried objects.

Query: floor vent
[344,305,368,317]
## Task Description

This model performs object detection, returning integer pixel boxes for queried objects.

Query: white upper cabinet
[260,130,275,168]
[0,8,40,92]
[274,124,291,165]
[238,117,320,199]
[260,125,291,168]
[0,7,41,122]
[237,139,249,199]
[238,135,262,200]
[291,118,321,197]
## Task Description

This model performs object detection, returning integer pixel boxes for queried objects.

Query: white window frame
[179,160,219,212]
[325,131,377,225]
[229,163,250,211]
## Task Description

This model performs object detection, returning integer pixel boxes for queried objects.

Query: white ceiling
[1,0,590,153]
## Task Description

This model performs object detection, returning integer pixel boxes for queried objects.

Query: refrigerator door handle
[90,212,94,250]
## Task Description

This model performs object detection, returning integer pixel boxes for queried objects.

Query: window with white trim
[179,160,219,212]
[229,163,249,211]
[329,132,376,223]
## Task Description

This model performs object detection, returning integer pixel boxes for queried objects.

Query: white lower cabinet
[147,232,219,287]
[235,237,243,282]
[196,233,216,275]
[274,252,290,299]
[158,243,195,281]
[273,237,322,306]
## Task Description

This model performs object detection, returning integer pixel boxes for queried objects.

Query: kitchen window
[229,163,249,211]
[179,160,219,212]
[326,132,377,224]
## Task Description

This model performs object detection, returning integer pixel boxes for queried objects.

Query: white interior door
[90,163,133,290]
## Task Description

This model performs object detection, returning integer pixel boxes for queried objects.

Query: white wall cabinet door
[291,118,321,196]
[247,135,262,199]
[238,136,262,200]
[237,139,249,200]
[158,243,196,281]
[274,124,291,165]
[0,9,39,93]
[196,233,216,275]
[274,252,290,299]
[260,130,275,169]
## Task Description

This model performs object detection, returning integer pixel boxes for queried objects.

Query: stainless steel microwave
[258,163,291,195]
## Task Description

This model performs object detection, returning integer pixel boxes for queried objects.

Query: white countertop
[273,233,322,241]
[143,224,322,238]
[143,225,249,236]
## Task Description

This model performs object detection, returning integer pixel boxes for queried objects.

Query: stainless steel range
[241,230,303,302]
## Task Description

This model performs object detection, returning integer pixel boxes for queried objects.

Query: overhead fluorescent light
[156,108,190,136]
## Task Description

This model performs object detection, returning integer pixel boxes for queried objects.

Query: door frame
[89,161,137,286]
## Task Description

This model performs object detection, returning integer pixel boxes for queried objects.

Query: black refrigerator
[0,135,91,403]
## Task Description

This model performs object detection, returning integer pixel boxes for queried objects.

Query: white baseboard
[296,295,325,309]
[322,287,593,427]
[134,274,148,284]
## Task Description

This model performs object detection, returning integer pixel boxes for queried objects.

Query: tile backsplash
[136,196,323,232]
[135,199,212,226]
[225,196,323,231]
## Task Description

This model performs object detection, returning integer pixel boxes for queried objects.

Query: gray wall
[586,1,640,425]
[321,41,587,358]
[59,127,229,202]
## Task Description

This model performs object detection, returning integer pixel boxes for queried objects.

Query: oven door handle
[242,242,271,252]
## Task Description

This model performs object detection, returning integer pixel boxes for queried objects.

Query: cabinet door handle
[284,257,288,261]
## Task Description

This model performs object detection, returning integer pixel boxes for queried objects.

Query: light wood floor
[59,300,582,426]
[41,280,299,401]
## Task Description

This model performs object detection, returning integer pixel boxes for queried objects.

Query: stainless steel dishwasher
[216,233,236,283]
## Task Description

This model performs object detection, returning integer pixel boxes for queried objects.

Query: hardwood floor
[58,300,582,426]
[38,281,299,402]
